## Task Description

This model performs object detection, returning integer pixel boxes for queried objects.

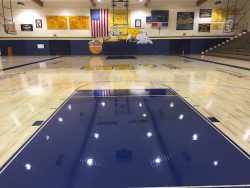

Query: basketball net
[4,22,17,34]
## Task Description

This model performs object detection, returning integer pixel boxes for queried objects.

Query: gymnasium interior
[0,0,249,187]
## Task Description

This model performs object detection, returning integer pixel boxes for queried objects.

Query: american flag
[91,9,109,38]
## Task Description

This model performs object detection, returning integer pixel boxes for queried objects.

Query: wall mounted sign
[211,23,224,30]
[135,19,141,28]
[146,16,152,23]
[200,9,212,18]
[176,12,194,30]
[198,23,211,32]
[21,24,33,31]
[108,9,130,39]
[151,22,159,28]
[151,10,169,22]
[211,9,227,22]
[69,16,90,30]
[37,44,45,49]
[46,16,68,30]
[88,38,103,55]
[161,22,168,27]
[224,19,234,33]
[35,19,42,28]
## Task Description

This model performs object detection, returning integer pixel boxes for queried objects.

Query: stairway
[205,32,250,61]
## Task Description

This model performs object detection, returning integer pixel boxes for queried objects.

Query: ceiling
[7,0,245,9]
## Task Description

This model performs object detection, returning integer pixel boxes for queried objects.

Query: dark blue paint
[208,117,220,123]
[32,121,44,126]
[0,89,249,188]
[0,40,50,55]
[70,40,91,55]
[0,57,62,71]
[181,56,250,71]
[0,38,228,56]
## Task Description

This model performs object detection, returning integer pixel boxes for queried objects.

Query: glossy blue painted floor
[0,89,250,188]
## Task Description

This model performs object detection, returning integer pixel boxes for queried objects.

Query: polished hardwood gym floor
[0,55,249,182]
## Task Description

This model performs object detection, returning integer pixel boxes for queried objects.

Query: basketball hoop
[4,22,17,34]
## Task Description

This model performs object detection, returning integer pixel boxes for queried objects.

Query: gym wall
[0,7,234,38]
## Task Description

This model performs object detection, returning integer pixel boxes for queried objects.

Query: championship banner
[176,12,194,30]
[46,16,68,30]
[69,16,90,30]
[198,23,211,32]
[127,28,141,38]
[200,9,212,18]
[211,9,227,22]
[109,10,131,29]
[211,23,224,30]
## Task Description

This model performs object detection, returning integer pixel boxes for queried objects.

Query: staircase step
[212,50,250,56]
[206,52,250,61]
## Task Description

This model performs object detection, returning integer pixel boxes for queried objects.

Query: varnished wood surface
[0,55,249,169]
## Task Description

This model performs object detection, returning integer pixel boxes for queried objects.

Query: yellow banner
[69,16,90,30]
[211,23,224,30]
[211,9,227,22]
[109,10,131,29]
[46,16,68,30]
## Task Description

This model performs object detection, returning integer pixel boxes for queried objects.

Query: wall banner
[198,23,211,32]
[69,16,90,30]
[176,12,194,30]
[211,23,224,30]
[211,9,227,22]
[46,16,68,30]
[200,9,212,18]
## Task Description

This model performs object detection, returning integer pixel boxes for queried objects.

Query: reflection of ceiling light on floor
[155,158,161,164]
[58,117,63,122]
[243,130,250,141]
[142,113,147,117]
[192,133,198,141]
[87,158,94,166]
[45,135,50,141]
[170,102,174,108]
[179,114,184,120]
[147,132,152,138]
[213,160,219,166]
[101,102,106,107]
[94,133,99,139]
[25,163,32,170]
[67,104,72,110]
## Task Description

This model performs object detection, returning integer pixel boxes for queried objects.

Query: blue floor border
[171,89,250,159]
[1,88,249,175]
[181,55,250,71]
[0,89,76,173]
[0,88,249,187]
[0,56,63,71]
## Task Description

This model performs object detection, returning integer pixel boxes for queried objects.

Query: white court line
[0,88,249,188]
[171,88,250,160]
[0,90,76,174]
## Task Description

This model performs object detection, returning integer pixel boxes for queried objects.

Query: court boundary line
[170,88,250,160]
[0,56,63,71]
[0,88,249,187]
[180,55,250,71]
[0,90,76,174]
